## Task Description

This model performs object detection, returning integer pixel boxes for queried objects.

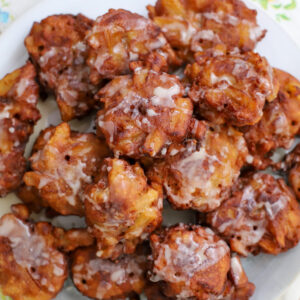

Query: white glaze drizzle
[0,215,65,292]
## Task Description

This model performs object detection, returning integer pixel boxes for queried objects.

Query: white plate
[0,0,300,299]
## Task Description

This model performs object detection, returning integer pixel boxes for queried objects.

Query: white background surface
[0,0,300,299]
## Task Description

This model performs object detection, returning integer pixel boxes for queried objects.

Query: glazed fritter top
[23,123,110,216]
[0,205,67,300]
[96,59,193,158]
[186,49,278,127]
[0,62,40,197]
[72,246,147,300]
[243,68,300,169]
[85,158,163,260]
[149,224,231,299]
[25,14,98,121]
[86,9,179,84]
[207,172,300,256]
[148,0,265,61]
[148,122,248,212]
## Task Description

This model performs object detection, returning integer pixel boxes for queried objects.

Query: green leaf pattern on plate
[0,291,11,300]
[254,0,297,21]
[284,0,297,10]
[259,0,269,9]
[0,0,9,8]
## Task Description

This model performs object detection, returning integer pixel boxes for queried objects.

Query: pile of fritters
[1,0,300,299]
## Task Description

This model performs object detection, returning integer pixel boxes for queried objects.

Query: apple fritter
[145,256,255,300]
[25,14,99,121]
[207,173,300,256]
[222,256,255,300]
[22,123,110,216]
[17,127,54,212]
[147,0,265,62]
[0,205,67,300]
[96,60,193,158]
[86,9,179,85]
[242,68,300,169]
[148,121,248,212]
[144,283,170,300]
[71,246,147,300]
[84,158,163,260]
[52,228,94,253]
[148,224,232,299]
[186,50,278,127]
[280,144,300,200]
[17,184,44,213]
[0,62,40,197]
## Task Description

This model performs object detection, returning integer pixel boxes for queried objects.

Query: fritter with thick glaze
[186,50,278,127]
[25,14,98,121]
[242,68,300,169]
[0,205,67,300]
[148,121,248,212]
[148,0,265,61]
[23,123,110,216]
[84,158,163,260]
[86,9,179,84]
[96,60,193,158]
[207,173,300,256]
[0,62,40,197]
[149,224,233,299]
[145,256,255,300]
[71,246,147,300]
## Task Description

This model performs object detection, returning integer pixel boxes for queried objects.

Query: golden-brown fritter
[84,158,163,260]
[222,256,255,300]
[0,62,40,197]
[25,14,99,121]
[186,50,278,127]
[145,256,255,300]
[144,282,170,300]
[71,246,147,300]
[96,60,193,158]
[148,121,248,212]
[242,68,300,169]
[207,173,300,256]
[86,9,179,85]
[17,184,45,212]
[280,144,300,200]
[17,127,55,212]
[0,205,67,300]
[23,122,110,216]
[148,224,232,299]
[52,228,94,253]
[147,0,265,62]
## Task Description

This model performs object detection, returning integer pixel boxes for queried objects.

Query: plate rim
[0,1,300,300]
